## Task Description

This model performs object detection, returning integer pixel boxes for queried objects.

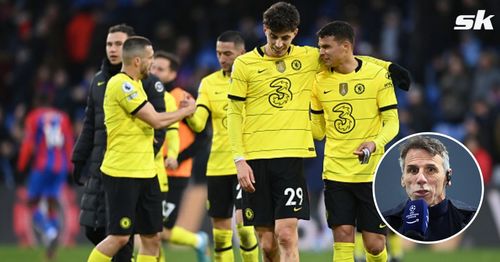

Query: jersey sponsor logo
[97,81,106,86]
[332,102,355,134]
[244,208,254,221]
[127,92,139,101]
[122,82,134,93]
[120,217,132,229]
[339,83,348,96]
[257,68,267,73]
[275,60,286,73]
[291,59,302,71]
[354,83,365,94]
[268,78,293,108]
[154,81,164,92]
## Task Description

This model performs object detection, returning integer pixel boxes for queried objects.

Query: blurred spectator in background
[464,135,492,186]
[0,107,16,189]
[16,93,73,259]
[439,52,471,124]
[473,50,500,104]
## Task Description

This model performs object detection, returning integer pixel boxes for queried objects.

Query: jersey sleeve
[377,69,398,109]
[227,99,245,159]
[227,57,248,159]
[228,58,248,100]
[113,79,147,114]
[310,78,326,140]
[357,56,391,70]
[164,92,179,130]
[187,81,210,132]
[373,69,399,151]
[310,79,324,112]
[164,91,180,158]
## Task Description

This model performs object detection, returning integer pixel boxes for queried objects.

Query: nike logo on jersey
[257,69,267,73]
[97,81,105,86]
[293,207,302,212]
[214,91,224,95]
[379,223,387,228]
[323,90,333,94]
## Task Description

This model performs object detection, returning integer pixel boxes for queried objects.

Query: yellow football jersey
[164,91,180,158]
[155,90,180,192]
[228,45,320,160]
[311,59,398,183]
[101,73,156,178]
[188,70,236,176]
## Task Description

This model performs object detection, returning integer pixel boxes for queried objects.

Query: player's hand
[236,160,255,193]
[389,63,411,91]
[354,141,376,164]
[72,161,85,186]
[164,157,179,169]
[180,96,196,116]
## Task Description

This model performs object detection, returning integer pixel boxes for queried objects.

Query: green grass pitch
[0,245,499,261]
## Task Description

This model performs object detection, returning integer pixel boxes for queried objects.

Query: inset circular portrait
[373,132,483,244]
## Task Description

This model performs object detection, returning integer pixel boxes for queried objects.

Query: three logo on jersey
[260,59,302,107]
[268,78,293,108]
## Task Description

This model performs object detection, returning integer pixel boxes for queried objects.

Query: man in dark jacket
[72,24,167,261]
[383,135,476,242]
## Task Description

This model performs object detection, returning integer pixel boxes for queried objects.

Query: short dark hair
[217,30,245,49]
[317,21,355,45]
[108,23,135,37]
[122,36,152,65]
[263,2,300,33]
[154,51,180,71]
[399,135,450,173]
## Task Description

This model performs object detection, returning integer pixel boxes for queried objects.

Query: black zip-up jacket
[72,59,166,228]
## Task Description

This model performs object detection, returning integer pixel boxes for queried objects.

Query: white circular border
[372,131,485,245]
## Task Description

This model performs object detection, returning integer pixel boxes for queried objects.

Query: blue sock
[48,216,59,230]
[33,209,50,232]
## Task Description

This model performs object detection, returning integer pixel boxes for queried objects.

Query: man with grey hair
[383,135,476,241]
